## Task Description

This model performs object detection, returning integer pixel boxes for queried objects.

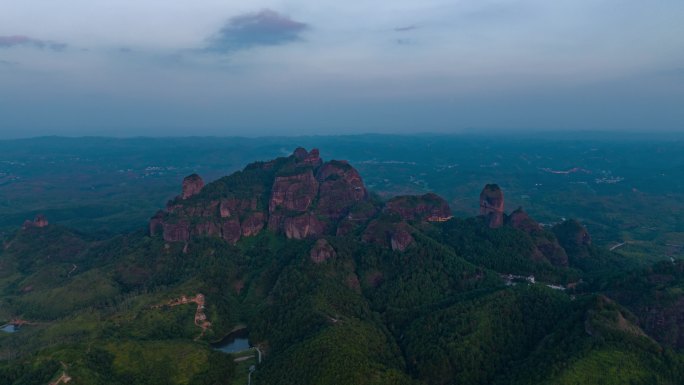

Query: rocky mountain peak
[150,148,374,245]
[480,184,504,228]
[508,207,541,234]
[149,148,458,252]
[293,147,322,167]
[181,174,204,200]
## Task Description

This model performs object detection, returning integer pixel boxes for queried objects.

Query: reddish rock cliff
[385,193,452,222]
[241,212,266,237]
[284,213,326,240]
[181,174,204,200]
[508,208,541,234]
[221,219,242,244]
[149,148,447,249]
[269,170,319,213]
[162,221,190,242]
[315,160,367,220]
[362,219,415,252]
[480,184,504,228]
[293,147,322,167]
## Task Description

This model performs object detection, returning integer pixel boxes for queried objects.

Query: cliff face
[181,174,204,200]
[480,184,504,228]
[149,150,590,266]
[362,219,415,252]
[385,193,452,222]
[269,170,319,214]
[355,193,452,252]
[150,148,373,244]
[315,161,367,220]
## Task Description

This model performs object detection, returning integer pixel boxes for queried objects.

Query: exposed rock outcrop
[385,193,452,222]
[508,208,541,234]
[551,219,594,263]
[553,219,592,249]
[221,219,242,244]
[480,184,504,228]
[269,170,319,213]
[315,160,367,220]
[294,147,322,167]
[507,207,568,267]
[150,148,342,243]
[34,214,48,228]
[390,223,415,252]
[362,219,415,252]
[241,212,266,237]
[181,174,204,199]
[284,213,326,240]
[162,221,190,242]
[310,238,337,263]
[149,148,447,249]
[153,294,211,340]
[23,214,49,230]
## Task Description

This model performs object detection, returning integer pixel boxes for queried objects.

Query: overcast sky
[1,0,683,137]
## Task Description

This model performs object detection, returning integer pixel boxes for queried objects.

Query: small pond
[212,328,251,353]
[0,324,18,333]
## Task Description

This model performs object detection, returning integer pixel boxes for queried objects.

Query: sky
[1,0,683,137]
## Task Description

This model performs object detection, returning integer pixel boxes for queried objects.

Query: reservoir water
[213,328,250,353]
[1,324,18,333]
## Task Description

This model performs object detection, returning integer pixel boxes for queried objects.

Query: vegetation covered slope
[0,149,682,385]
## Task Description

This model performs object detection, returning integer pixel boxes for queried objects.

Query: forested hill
[0,148,683,385]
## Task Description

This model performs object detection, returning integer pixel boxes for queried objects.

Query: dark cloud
[0,35,67,51]
[394,25,418,32]
[207,9,308,52]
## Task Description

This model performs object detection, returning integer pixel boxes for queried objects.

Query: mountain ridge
[0,147,682,385]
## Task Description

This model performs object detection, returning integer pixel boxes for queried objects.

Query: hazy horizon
[2,1,683,137]
[2,130,684,142]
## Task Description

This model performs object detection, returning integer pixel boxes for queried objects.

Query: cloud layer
[0,1,683,136]
[206,9,308,52]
